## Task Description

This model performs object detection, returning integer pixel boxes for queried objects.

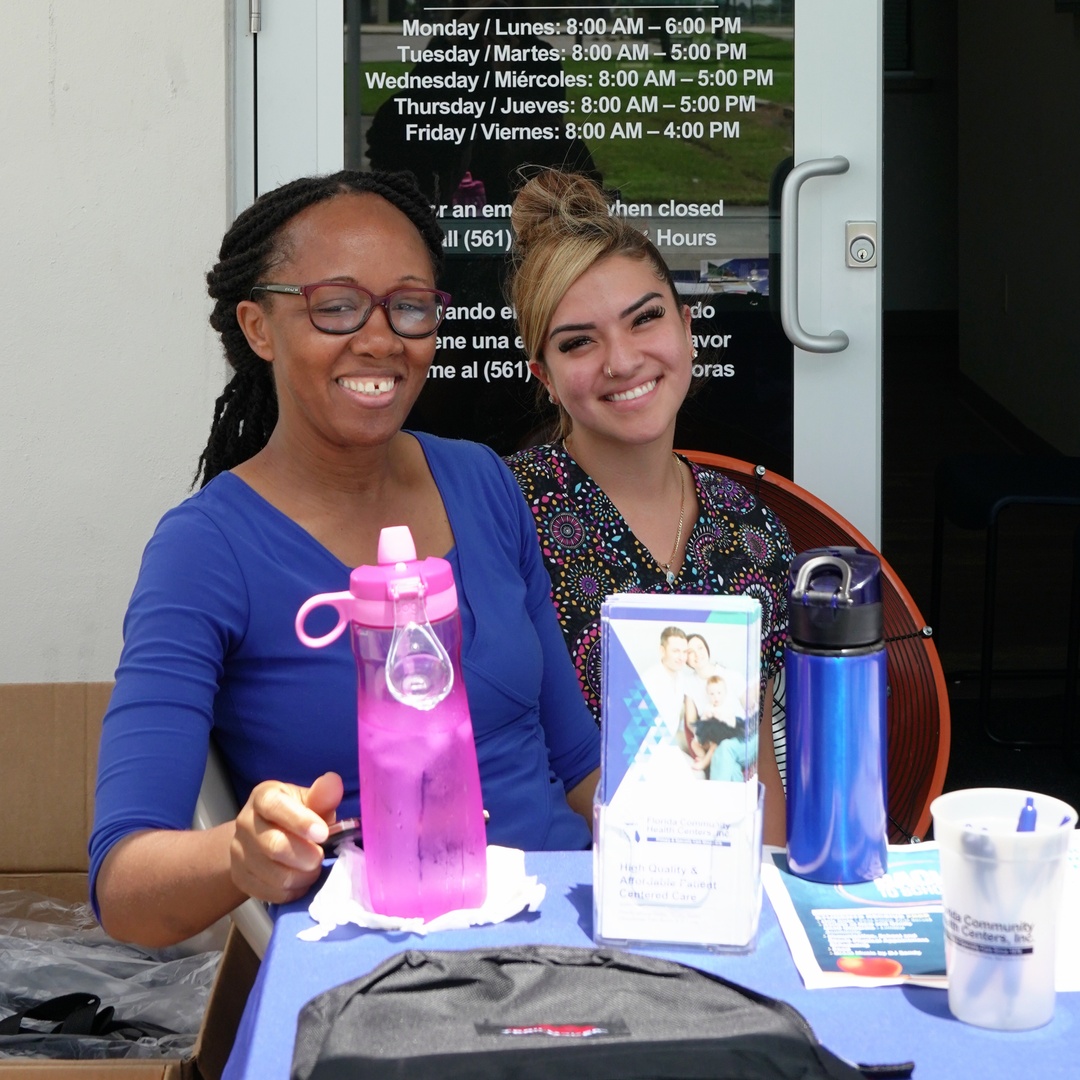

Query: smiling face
[686,634,710,672]
[531,254,693,452]
[706,678,728,712]
[659,633,688,673]
[236,193,437,455]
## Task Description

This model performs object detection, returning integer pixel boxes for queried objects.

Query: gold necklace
[660,455,686,587]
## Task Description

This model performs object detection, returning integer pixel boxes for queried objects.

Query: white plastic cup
[930,787,1077,1030]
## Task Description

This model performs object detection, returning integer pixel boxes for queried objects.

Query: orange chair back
[677,449,951,841]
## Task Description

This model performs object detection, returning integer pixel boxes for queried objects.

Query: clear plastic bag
[0,889,221,1060]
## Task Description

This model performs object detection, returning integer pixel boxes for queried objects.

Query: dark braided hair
[194,170,444,488]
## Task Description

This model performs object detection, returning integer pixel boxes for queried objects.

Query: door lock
[845,222,878,268]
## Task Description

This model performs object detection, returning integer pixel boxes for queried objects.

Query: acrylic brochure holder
[593,594,764,953]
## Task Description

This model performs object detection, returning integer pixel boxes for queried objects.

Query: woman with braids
[503,169,792,845]
[90,170,600,947]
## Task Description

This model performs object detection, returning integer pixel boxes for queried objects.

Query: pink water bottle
[295,525,487,920]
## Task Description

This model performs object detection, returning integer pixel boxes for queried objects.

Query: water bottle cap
[787,546,883,648]
[349,526,458,627]
[377,525,417,564]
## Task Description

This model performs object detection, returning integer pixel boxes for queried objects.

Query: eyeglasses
[250,281,452,339]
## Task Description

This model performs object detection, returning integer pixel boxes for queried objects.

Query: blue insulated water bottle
[785,547,888,883]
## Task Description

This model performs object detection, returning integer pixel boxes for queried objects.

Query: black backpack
[292,944,912,1079]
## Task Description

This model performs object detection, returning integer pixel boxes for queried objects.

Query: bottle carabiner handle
[792,555,853,607]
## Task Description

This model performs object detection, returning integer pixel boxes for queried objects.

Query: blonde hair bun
[510,169,611,256]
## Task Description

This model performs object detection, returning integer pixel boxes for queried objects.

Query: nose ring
[605,365,615,379]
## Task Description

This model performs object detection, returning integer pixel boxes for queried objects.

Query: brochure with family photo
[593,593,764,952]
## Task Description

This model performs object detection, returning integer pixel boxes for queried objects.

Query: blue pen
[1016,797,1037,832]
[958,826,998,1002]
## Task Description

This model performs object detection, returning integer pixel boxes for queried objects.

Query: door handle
[780,155,850,353]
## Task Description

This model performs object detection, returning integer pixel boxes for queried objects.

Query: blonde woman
[503,170,792,843]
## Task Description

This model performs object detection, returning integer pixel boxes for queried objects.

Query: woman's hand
[230,771,344,905]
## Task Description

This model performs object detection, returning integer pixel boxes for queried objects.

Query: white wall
[0,2,230,682]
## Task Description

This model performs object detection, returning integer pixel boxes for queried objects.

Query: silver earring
[692,347,699,360]
[548,392,556,404]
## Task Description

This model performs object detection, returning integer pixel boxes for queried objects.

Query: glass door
[236,0,881,542]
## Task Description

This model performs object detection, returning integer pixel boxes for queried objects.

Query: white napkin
[298,844,545,941]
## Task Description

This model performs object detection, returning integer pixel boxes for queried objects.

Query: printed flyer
[765,836,1080,991]
[762,845,946,989]
[593,594,763,950]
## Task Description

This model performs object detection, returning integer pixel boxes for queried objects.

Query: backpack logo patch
[475,1020,630,1038]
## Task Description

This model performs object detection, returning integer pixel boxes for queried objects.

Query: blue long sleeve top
[89,434,600,910]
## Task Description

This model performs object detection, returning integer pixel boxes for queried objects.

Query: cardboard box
[0,683,258,1079]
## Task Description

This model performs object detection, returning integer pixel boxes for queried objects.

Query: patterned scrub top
[504,442,794,725]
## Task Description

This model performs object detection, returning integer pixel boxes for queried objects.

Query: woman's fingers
[230,847,322,905]
[230,774,345,902]
[305,771,345,828]
[251,782,326,847]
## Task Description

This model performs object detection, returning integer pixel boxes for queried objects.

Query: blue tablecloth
[223,851,1078,1079]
